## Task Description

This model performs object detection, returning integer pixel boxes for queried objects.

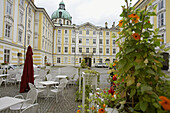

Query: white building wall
[0,0,4,37]
[13,0,19,43]
[54,30,56,53]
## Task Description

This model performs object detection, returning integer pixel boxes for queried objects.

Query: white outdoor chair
[0,78,3,96]
[16,73,22,87]
[21,103,39,113]
[60,78,68,88]
[10,88,38,112]
[50,82,66,103]
[34,79,46,89]
[46,74,56,81]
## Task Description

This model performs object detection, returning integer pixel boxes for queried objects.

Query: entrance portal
[84,57,91,67]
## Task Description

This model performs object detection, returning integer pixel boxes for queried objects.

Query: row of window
[58,29,110,35]
[56,57,115,64]
[57,47,116,54]
[57,37,116,45]
[42,39,52,52]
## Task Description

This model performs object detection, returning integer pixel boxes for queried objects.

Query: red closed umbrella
[20,45,34,93]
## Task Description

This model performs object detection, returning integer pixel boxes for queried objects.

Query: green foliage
[81,59,88,68]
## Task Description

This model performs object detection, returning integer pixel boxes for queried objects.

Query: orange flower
[159,96,170,111]
[119,20,123,27]
[98,108,105,113]
[132,17,139,23]
[128,14,139,18]
[77,109,80,113]
[91,106,96,110]
[113,63,116,67]
[103,104,106,108]
[148,21,150,23]
[132,33,141,40]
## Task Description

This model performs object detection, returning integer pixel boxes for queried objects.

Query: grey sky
[34,0,138,28]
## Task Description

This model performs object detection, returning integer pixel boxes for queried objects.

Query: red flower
[132,33,141,40]
[113,76,117,81]
[108,87,115,95]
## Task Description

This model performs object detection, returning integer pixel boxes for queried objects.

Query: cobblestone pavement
[0,66,110,113]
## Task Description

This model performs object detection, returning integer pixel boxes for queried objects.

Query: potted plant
[45,62,51,69]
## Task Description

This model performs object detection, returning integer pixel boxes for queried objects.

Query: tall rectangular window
[4,49,10,63]
[19,11,23,24]
[72,38,75,43]
[106,48,109,54]
[86,30,89,35]
[28,20,31,29]
[99,48,103,53]
[58,30,61,34]
[86,48,89,53]
[113,40,115,45]
[93,31,96,35]
[18,30,22,43]
[27,36,30,45]
[79,48,82,53]
[86,39,89,44]
[79,58,81,63]
[99,58,102,63]
[93,58,95,63]
[65,47,68,53]
[158,13,164,27]
[65,37,68,44]
[28,7,31,14]
[79,30,82,34]
[93,48,96,53]
[57,57,60,63]
[6,1,12,15]
[93,39,96,44]
[42,39,44,49]
[106,39,109,44]
[158,0,164,10]
[72,47,75,53]
[65,30,68,34]
[100,31,103,35]
[58,47,61,53]
[106,32,109,35]
[99,39,103,44]
[113,48,116,54]
[79,38,82,44]
[72,30,75,34]
[5,24,11,38]
[160,34,164,44]
[58,37,61,44]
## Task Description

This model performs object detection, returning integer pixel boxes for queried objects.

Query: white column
[13,0,19,43]
[54,30,56,53]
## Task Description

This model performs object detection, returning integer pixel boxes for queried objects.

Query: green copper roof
[51,9,72,21]
[59,1,65,5]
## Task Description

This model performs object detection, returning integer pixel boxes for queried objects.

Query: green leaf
[153,103,160,108]
[144,23,152,29]
[146,68,156,75]
[153,5,157,10]
[160,44,165,49]
[140,101,148,112]
[118,58,127,69]
[141,85,152,94]
[143,31,150,38]
[164,48,170,51]
[125,47,135,54]
[130,89,136,98]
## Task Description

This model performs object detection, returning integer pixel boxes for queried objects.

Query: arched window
[67,21,69,25]
[59,19,62,24]
[59,12,62,18]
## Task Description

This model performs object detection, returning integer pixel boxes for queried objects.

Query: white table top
[56,75,67,78]
[39,81,59,85]
[0,74,10,77]
[34,75,39,78]
[0,96,26,111]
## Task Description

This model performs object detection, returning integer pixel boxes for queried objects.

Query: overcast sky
[34,0,138,28]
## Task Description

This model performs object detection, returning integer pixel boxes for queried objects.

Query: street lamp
[24,0,31,63]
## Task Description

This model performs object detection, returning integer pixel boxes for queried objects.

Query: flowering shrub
[88,0,170,113]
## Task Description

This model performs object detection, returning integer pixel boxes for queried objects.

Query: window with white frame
[79,30,82,34]
[19,11,23,24]
[72,47,75,53]
[27,36,30,45]
[57,57,60,63]
[72,38,75,43]
[43,16,45,23]
[99,39,103,44]
[71,57,75,64]
[18,30,22,43]
[93,31,96,35]
[79,38,82,44]
[106,48,109,54]
[43,27,45,34]
[65,47,68,53]
[86,48,89,53]
[65,37,68,44]
[99,48,103,53]
[5,24,11,38]
[93,58,95,63]
[72,30,75,34]
[4,49,10,63]
[57,47,61,53]
[86,39,89,44]
[113,48,116,54]
[79,58,81,63]
[58,37,61,44]
[160,34,164,44]
[28,19,31,29]
[86,30,89,35]
[106,39,109,44]
[113,40,115,45]
[58,30,61,34]
[93,48,96,53]
[158,13,164,27]
[158,0,164,10]
[106,32,109,35]
[100,31,103,35]
[6,1,12,15]
[64,57,68,64]
[65,30,68,34]
[99,58,102,63]
[93,39,96,44]
[28,7,31,14]
[79,47,82,53]
[42,39,44,48]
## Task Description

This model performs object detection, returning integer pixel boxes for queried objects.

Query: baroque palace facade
[0,0,119,67]
[134,0,170,69]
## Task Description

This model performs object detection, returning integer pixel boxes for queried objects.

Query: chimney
[112,22,115,28]
[105,22,108,29]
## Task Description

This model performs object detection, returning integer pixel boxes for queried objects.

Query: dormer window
[59,12,62,18]
[59,19,62,24]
